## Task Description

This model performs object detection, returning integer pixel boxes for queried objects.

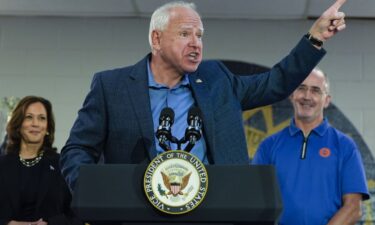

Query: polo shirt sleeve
[340,137,370,200]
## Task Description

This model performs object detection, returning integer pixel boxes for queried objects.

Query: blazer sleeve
[47,183,82,225]
[231,36,326,110]
[60,72,108,191]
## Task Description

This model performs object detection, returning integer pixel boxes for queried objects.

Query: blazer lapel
[35,156,54,210]
[125,56,156,160]
[189,72,216,160]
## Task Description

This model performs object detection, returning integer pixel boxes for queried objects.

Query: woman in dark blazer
[0,96,81,225]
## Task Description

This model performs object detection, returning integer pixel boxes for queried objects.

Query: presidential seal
[144,150,208,215]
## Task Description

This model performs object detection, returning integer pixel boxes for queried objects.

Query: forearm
[239,36,326,109]
[327,207,361,225]
[327,194,362,225]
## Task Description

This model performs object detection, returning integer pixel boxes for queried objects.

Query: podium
[72,164,282,225]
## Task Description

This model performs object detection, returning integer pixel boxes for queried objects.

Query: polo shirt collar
[289,117,329,137]
[147,59,190,89]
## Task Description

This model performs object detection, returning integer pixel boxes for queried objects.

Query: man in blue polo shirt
[252,68,369,225]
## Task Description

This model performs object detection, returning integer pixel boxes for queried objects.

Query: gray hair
[314,67,330,94]
[148,1,198,50]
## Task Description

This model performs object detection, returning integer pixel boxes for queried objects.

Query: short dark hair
[6,96,56,154]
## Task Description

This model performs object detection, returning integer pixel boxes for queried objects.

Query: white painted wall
[0,16,374,157]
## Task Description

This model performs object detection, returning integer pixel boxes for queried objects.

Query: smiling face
[290,69,331,126]
[20,102,48,148]
[151,6,203,75]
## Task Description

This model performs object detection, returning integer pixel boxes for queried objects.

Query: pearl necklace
[19,151,44,167]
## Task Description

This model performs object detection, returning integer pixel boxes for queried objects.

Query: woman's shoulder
[0,153,17,161]
[43,150,60,164]
[0,153,18,169]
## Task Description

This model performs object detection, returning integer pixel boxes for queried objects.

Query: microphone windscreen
[187,106,202,122]
[160,107,175,124]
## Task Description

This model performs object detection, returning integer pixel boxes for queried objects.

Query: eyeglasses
[295,85,327,96]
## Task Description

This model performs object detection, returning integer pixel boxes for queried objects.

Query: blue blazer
[60,37,325,190]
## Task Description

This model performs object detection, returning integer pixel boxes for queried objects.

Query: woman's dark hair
[5,96,56,154]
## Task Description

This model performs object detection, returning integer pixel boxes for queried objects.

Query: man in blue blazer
[60,0,347,191]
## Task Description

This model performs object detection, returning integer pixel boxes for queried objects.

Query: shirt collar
[147,59,190,89]
[289,117,329,137]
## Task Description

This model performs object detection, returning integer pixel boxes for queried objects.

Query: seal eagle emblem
[161,170,192,196]
[144,150,208,214]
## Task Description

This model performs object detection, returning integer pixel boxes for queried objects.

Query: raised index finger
[329,0,346,11]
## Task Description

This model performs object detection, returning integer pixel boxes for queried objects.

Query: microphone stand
[159,135,193,152]
[159,135,181,151]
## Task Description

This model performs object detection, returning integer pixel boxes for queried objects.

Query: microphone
[156,107,175,151]
[184,106,203,152]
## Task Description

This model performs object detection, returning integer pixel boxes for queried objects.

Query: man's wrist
[304,32,323,47]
